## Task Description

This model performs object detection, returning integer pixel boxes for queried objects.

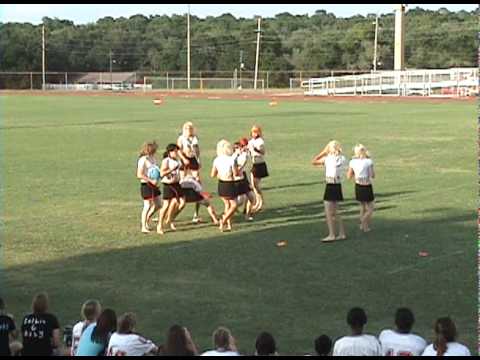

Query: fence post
[266,71,270,90]
[30,72,33,90]
[166,72,169,90]
[65,72,68,90]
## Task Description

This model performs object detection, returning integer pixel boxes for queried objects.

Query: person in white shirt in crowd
[248,125,269,213]
[332,307,382,356]
[107,312,158,356]
[254,331,278,356]
[233,138,257,221]
[70,300,102,356]
[177,121,203,224]
[421,317,471,356]
[157,144,186,235]
[347,144,375,233]
[201,326,240,356]
[136,141,161,234]
[379,307,427,356]
[312,140,347,242]
[211,140,240,232]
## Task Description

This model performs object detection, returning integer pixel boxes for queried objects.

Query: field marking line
[387,250,465,275]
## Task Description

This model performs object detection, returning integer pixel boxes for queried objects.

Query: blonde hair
[251,125,262,137]
[353,144,370,159]
[182,122,195,137]
[216,139,234,157]
[326,140,342,156]
[139,141,158,157]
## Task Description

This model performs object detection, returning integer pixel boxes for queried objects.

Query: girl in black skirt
[157,144,186,235]
[211,140,239,232]
[347,144,375,232]
[136,141,161,234]
[312,140,347,242]
[180,175,219,225]
[233,138,257,221]
[248,125,268,212]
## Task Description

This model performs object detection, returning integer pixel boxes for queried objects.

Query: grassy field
[1,94,476,354]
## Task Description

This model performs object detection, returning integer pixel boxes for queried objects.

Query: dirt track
[1,89,475,104]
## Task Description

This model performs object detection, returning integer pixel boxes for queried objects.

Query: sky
[1,4,477,24]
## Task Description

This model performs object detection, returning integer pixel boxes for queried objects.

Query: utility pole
[394,4,406,71]
[187,4,191,90]
[42,24,46,91]
[373,14,379,72]
[254,17,262,90]
[239,50,244,89]
[109,50,113,91]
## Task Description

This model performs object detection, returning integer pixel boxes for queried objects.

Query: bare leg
[223,199,238,231]
[251,175,264,212]
[334,202,346,239]
[141,200,153,233]
[201,200,219,225]
[323,201,336,241]
[245,191,256,219]
[362,201,374,232]
[157,200,171,234]
[219,198,230,231]
[359,203,366,230]
[147,197,161,226]
[169,197,186,230]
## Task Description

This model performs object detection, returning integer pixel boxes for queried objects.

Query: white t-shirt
[106,332,157,356]
[421,342,471,356]
[178,135,199,158]
[213,155,236,181]
[349,158,374,185]
[248,137,265,164]
[201,349,240,356]
[324,154,347,184]
[161,157,181,184]
[233,151,249,180]
[379,329,427,356]
[137,155,157,183]
[333,334,382,356]
[71,321,91,356]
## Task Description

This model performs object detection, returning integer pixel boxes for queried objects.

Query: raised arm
[210,164,218,178]
[370,164,375,179]
[346,166,354,180]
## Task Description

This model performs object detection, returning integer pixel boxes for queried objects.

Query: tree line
[0,7,477,79]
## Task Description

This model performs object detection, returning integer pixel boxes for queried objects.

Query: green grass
[1,95,476,355]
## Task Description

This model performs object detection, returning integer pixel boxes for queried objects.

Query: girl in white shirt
[233,138,257,221]
[248,125,268,213]
[157,144,186,235]
[421,317,471,356]
[347,144,375,232]
[177,122,203,224]
[136,141,161,234]
[211,140,240,232]
[312,140,347,242]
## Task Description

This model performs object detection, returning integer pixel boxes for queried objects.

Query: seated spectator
[421,317,471,356]
[254,332,277,356]
[76,309,117,356]
[21,292,61,356]
[332,307,381,356]
[378,308,427,356]
[314,335,332,356]
[0,297,17,356]
[201,327,240,356]
[71,299,102,356]
[159,324,198,356]
[107,313,158,356]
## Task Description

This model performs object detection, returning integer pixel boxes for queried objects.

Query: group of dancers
[136,122,269,234]
[312,140,376,242]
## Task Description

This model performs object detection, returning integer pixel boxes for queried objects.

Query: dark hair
[315,335,332,356]
[117,313,136,334]
[395,308,415,333]
[433,317,457,356]
[347,307,367,329]
[91,309,117,345]
[32,293,49,314]
[163,143,179,158]
[255,332,276,355]
[163,324,194,356]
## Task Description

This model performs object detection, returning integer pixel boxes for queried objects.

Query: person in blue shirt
[76,309,116,356]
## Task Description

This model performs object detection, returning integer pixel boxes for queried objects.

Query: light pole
[373,14,379,72]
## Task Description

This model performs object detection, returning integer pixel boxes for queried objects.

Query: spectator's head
[314,335,332,356]
[395,308,415,334]
[32,292,49,315]
[117,313,136,334]
[164,324,192,356]
[92,309,117,344]
[347,307,367,334]
[213,326,234,351]
[255,332,276,356]
[81,299,102,323]
[433,317,457,356]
